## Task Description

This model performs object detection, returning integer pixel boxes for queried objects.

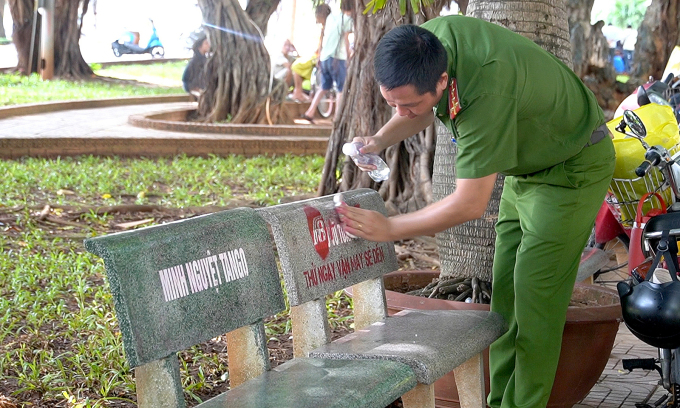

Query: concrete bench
[84,207,417,408]
[258,189,507,408]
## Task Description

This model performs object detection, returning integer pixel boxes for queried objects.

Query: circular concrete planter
[383,270,622,408]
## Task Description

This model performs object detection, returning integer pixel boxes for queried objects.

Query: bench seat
[197,357,417,408]
[309,309,507,385]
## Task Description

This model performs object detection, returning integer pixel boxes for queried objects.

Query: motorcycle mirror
[623,110,647,138]
[637,86,652,106]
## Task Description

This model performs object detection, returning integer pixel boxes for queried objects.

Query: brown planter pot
[382,270,622,408]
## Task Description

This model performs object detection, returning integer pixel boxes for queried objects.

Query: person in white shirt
[301,0,354,123]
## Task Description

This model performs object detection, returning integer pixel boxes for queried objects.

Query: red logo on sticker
[304,206,329,260]
[449,78,461,120]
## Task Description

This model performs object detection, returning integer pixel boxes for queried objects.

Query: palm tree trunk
[434,0,573,281]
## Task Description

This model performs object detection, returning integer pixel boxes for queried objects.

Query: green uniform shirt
[422,16,605,179]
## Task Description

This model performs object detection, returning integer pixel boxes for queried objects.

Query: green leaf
[411,0,420,14]
[399,0,407,15]
[363,0,376,14]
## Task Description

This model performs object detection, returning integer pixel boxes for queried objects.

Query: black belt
[585,124,610,147]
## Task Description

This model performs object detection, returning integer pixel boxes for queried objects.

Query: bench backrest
[84,207,285,369]
[258,189,399,354]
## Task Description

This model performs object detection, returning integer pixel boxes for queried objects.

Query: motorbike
[588,74,680,284]
[587,77,680,407]
[111,20,165,59]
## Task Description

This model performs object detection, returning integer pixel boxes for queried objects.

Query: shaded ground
[0,194,439,408]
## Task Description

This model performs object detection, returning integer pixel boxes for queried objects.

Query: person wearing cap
[335,15,615,408]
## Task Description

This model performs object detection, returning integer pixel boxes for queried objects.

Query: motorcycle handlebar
[664,73,675,85]
[636,160,653,177]
[636,148,663,177]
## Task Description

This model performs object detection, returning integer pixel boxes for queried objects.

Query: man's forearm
[376,111,435,147]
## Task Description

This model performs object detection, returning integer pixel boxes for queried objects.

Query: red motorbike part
[594,201,628,244]
[629,192,668,273]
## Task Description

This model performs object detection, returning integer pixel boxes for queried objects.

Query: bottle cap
[342,143,360,156]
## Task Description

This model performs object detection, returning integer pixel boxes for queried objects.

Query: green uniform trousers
[487,137,615,408]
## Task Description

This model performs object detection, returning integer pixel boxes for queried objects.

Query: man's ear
[437,72,449,93]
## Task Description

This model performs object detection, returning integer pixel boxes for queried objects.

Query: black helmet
[618,279,680,349]
[618,225,680,349]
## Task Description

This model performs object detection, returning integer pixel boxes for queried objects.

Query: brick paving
[0,102,673,408]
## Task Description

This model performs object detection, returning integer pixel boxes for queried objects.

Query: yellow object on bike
[606,104,680,222]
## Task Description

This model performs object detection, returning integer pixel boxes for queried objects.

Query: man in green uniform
[335,15,615,408]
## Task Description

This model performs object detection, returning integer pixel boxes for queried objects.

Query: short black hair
[374,24,447,95]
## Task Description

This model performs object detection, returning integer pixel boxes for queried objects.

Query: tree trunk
[433,0,574,281]
[8,0,35,74]
[54,0,93,79]
[567,0,613,82]
[9,0,92,78]
[317,0,447,216]
[245,0,279,36]
[630,0,680,81]
[197,0,287,124]
[467,0,573,67]
[0,0,7,38]
[432,121,501,279]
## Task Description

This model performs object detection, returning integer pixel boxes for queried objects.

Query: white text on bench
[158,248,249,301]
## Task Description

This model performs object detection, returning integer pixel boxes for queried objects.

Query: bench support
[453,352,486,408]
[291,299,330,357]
[135,355,184,408]
[401,383,435,408]
[226,324,270,387]
[351,278,388,330]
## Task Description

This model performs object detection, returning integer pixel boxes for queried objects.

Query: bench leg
[135,355,185,408]
[291,299,330,357]
[226,323,270,387]
[401,383,435,408]
[453,352,486,408]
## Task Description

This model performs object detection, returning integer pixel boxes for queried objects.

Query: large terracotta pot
[383,270,622,408]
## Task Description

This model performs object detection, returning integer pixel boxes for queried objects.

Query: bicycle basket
[607,165,675,226]
[606,104,680,226]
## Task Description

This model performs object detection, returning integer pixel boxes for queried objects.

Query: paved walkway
[0,102,331,158]
[0,102,671,407]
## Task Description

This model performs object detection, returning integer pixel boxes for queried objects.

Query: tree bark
[54,0,93,79]
[317,0,447,216]
[197,0,287,124]
[245,0,280,36]
[432,0,574,281]
[566,0,613,81]
[0,0,7,38]
[8,0,35,74]
[630,0,680,81]
[9,0,92,78]
[467,0,573,67]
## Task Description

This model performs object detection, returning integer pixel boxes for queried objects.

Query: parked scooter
[612,108,680,408]
[112,19,164,59]
[584,77,680,407]
[588,75,680,284]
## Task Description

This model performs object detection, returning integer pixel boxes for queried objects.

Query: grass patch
[94,61,187,83]
[0,72,183,107]
[0,154,354,407]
